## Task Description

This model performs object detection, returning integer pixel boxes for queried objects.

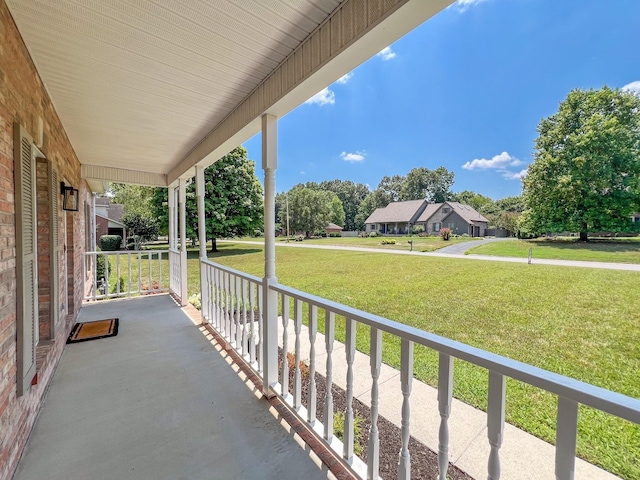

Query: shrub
[381,239,396,245]
[109,275,125,295]
[461,233,469,237]
[254,230,263,237]
[295,235,304,242]
[100,235,122,251]
[440,228,452,241]
[333,411,365,456]
[412,225,424,235]
[369,231,378,238]
[189,293,202,310]
[96,253,105,281]
[329,232,342,237]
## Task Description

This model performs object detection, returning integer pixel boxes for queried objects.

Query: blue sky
[243,0,640,200]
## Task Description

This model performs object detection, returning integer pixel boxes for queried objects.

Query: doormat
[67,318,119,344]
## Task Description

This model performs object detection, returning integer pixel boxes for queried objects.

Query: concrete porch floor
[13,295,331,480]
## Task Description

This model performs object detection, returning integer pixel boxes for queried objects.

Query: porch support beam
[196,166,207,323]
[168,184,176,250]
[178,178,188,307]
[262,113,278,397]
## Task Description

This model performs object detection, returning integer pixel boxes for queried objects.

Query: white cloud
[454,0,489,12]
[462,151,523,170]
[376,46,396,61]
[501,169,528,180]
[622,81,640,95]
[304,87,335,106]
[336,72,353,84]
[340,151,366,163]
[300,171,305,175]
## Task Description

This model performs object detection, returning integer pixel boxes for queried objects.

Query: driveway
[436,236,515,255]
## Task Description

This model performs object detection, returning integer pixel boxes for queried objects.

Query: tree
[109,184,155,217]
[319,180,369,231]
[121,212,159,249]
[355,189,391,229]
[151,147,264,251]
[523,87,640,241]
[377,175,405,202]
[451,190,494,212]
[479,195,525,230]
[401,166,454,202]
[280,186,339,237]
[329,195,345,227]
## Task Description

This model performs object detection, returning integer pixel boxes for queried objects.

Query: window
[442,207,450,214]
[433,222,441,232]
[447,222,454,229]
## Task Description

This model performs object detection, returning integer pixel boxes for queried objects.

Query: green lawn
[107,242,640,478]
[468,238,640,264]
[232,235,478,252]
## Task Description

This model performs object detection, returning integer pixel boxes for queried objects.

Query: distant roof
[365,200,426,224]
[109,204,124,223]
[417,202,488,224]
[326,223,343,230]
[445,202,489,224]
[95,197,110,205]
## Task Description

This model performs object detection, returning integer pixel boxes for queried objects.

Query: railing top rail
[84,250,167,255]
[168,248,180,254]
[270,282,640,424]
[201,258,262,284]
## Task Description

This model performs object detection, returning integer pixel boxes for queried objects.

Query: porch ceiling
[6,0,453,187]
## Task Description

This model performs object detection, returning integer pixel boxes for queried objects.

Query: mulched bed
[279,351,474,480]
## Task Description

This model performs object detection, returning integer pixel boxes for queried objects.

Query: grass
[205,242,640,480]
[232,235,479,252]
[104,242,640,478]
[468,238,640,264]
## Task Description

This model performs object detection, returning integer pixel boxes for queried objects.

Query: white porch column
[196,166,207,323]
[262,113,278,397]
[179,178,188,307]
[168,184,175,250]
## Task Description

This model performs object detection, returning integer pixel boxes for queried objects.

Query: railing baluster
[281,293,289,397]
[344,317,356,461]
[487,371,506,480]
[104,253,109,298]
[148,252,152,291]
[116,252,121,296]
[216,268,222,330]
[293,298,302,410]
[235,276,242,350]
[241,279,248,357]
[224,271,230,338]
[231,274,237,344]
[92,253,97,299]
[438,353,453,480]
[257,283,263,374]
[137,252,142,294]
[368,327,382,479]
[555,396,578,480]
[398,338,414,480]
[158,251,162,291]
[249,281,256,364]
[127,253,132,295]
[308,304,318,423]
[324,310,335,441]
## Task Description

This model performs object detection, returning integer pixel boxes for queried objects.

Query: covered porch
[13,295,333,480]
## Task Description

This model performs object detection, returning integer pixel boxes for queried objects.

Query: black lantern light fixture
[60,182,79,211]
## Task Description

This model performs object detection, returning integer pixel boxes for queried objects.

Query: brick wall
[0,1,90,478]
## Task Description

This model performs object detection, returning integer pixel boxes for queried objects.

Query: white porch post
[262,113,278,397]
[168,184,175,250]
[196,166,207,323]
[179,178,188,306]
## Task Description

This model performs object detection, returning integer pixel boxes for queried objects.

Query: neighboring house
[365,199,427,235]
[418,201,488,237]
[94,198,126,247]
[632,213,640,223]
[326,223,343,235]
[365,200,488,237]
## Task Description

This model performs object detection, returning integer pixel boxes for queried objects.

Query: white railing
[200,259,263,371]
[83,250,169,301]
[200,259,640,480]
[169,248,182,301]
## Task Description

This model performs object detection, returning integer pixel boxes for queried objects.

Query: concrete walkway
[435,236,514,255]
[220,239,640,272]
[14,296,332,480]
[280,322,618,480]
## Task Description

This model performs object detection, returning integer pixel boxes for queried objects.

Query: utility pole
[286,192,290,242]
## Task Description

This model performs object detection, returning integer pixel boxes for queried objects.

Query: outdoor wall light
[60,182,79,211]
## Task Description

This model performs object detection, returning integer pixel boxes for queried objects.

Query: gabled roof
[365,200,427,224]
[326,223,343,230]
[418,201,489,224]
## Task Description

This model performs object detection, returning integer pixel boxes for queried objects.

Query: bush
[461,233,469,237]
[381,239,396,245]
[100,235,122,251]
[254,230,263,237]
[329,232,342,237]
[440,228,452,241]
[109,275,125,295]
[412,225,424,235]
[333,411,365,456]
[295,235,304,242]
[189,293,202,310]
[96,253,105,281]
[369,231,378,238]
